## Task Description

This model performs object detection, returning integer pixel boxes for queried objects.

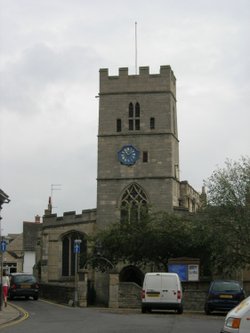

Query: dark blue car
[204,280,245,315]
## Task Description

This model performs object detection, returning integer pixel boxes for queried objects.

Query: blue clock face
[118,145,139,165]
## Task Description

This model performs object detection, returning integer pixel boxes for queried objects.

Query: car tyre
[205,305,211,315]
[33,295,39,300]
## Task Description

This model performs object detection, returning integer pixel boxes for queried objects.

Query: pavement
[0,302,23,327]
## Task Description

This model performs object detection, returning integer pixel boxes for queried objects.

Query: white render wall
[23,251,35,273]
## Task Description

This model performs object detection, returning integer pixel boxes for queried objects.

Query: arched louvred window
[120,183,148,223]
[128,102,140,131]
[135,102,140,117]
[129,103,134,118]
[62,232,87,277]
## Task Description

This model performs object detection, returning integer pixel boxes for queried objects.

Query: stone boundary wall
[40,280,250,310]
[40,283,74,304]
[118,282,142,308]
[117,280,250,311]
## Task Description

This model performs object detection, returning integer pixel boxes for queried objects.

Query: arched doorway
[119,265,144,287]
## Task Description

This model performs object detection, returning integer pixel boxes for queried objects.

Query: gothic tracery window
[120,183,148,223]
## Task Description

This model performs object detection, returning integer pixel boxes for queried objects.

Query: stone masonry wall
[118,282,142,308]
[117,280,250,311]
[40,283,74,305]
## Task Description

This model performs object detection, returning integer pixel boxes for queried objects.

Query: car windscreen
[12,275,36,284]
[212,281,241,292]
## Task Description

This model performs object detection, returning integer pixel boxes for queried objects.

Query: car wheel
[33,296,39,300]
[141,307,146,313]
[205,305,211,315]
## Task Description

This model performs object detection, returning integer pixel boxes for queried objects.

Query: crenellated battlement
[42,208,96,228]
[99,65,176,97]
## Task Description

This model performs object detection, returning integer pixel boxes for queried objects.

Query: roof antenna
[50,184,61,212]
[135,21,138,74]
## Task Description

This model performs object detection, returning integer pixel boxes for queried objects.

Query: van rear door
[161,274,179,303]
[144,273,179,304]
[144,273,162,303]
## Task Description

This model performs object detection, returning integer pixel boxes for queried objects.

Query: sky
[0,0,249,235]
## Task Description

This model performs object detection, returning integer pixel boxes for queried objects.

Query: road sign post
[0,241,6,253]
[74,239,82,306]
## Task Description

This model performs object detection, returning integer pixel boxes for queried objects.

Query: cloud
[0,0,250,234]
[0,43,100,115]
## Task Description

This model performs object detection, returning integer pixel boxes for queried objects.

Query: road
[1,299,225,333]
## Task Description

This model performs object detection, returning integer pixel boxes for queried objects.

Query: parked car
[141,272,183,314]
[205,280,245,315]
[220,296,250,333]
[9,273,39,300]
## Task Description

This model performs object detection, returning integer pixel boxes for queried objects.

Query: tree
[202,156,250,276]
[94,212,206,271]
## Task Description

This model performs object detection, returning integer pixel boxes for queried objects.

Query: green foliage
[93,156,250,277]
[94,212,206,270]
[201,156,250,276]
[204,156,250,207]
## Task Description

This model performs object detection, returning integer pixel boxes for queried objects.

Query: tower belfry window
[129,103,134,118]
[128,102,140,131]
[135,102,140,117]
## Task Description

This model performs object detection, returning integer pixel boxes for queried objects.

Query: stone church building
[37,65,201,307]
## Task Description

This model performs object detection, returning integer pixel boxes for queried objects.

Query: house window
[143,151,148,163]
[128,102,140,131]
[150,117,155,129]
[116,119,122,132]
[120,183,148,223]
[62,232,87,277]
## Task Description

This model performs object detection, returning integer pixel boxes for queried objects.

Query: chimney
[35,215,40,223]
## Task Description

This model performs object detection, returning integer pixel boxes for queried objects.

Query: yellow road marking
[0,303,29,330]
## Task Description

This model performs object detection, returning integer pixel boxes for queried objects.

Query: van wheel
[177,306,183,314]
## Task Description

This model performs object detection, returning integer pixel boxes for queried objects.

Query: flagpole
[135,21,137,74]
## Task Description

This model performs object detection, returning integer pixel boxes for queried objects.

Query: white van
[220,296,250,333]
[141,272,183,314]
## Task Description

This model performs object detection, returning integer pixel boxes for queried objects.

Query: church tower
[96,66,180,228]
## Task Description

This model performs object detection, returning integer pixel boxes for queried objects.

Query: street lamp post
[0,189,10,311]
[73,239,82,307]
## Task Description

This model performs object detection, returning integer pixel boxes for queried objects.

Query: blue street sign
[74,243,80,254]
[1,240,7,252]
